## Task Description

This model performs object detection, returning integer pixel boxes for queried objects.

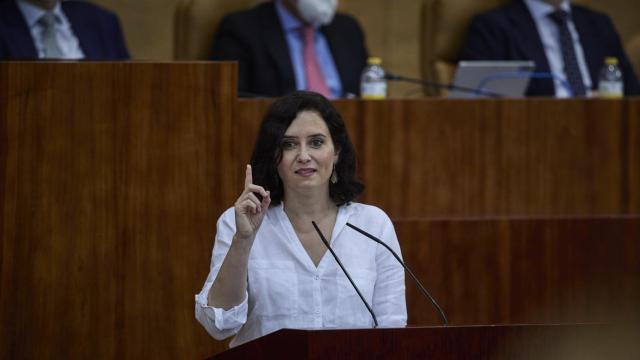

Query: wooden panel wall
[629,100,640,210]
[396,216,640,326]
[0,62,235,359]
[2,63,638,359]
[234,98,640,218]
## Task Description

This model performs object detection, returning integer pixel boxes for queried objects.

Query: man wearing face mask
[211,0,368,98]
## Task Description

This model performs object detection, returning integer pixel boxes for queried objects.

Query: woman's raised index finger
[244,164,253,188]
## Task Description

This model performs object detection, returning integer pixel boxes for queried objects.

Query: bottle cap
[367,57,382,65]
[605,57,619,65]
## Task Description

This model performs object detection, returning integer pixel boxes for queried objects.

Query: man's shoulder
[472,1,524,23]
[61,0,119,21]
[220,2,276,26]
[0,0,21,23]
[570,3,613,25]
[327,11,363,33]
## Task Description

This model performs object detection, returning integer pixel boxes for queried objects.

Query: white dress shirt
[524,0,592,97]
[16,0,84,59]
[195,202,407,347]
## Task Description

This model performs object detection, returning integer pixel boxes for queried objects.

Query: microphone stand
[311,221,378,327]
[346,222,449,326]
[385,72,503,98]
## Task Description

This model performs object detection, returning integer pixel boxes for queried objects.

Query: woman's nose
[297,146,311,162]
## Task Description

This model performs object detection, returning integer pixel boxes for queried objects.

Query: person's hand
[234,165,271,242]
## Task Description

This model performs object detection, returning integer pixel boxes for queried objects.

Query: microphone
[311,221,378,327]
[385,72,503,98]
[346,222,449,326]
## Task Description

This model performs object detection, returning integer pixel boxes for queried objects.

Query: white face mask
[295,0,338,27]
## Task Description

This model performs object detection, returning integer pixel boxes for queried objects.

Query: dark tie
[548,10,586,96]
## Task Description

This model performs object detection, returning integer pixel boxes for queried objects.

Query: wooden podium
[211,325,637,360]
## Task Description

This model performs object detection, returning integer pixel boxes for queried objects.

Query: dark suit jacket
[460,0,639,96]
[0,0,129,60]
[211,2,368,97]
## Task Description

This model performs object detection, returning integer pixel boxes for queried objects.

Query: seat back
[174,0,258,60]
[421,0,506,95]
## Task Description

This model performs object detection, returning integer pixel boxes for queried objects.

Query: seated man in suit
[460,0,640,97]
[0,0,129,60]
[211,0,368,98]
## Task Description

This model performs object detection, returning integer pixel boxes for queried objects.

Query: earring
[330,164,338,184]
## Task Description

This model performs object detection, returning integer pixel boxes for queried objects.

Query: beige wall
[338,1,423,97]
[93,0,180,60]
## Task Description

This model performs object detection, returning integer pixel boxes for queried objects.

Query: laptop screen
[449,61,535,98]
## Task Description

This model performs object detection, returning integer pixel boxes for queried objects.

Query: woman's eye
[310,139,324,148]
[281,141,296,150]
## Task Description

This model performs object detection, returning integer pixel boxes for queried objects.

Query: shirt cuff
[195,290,248,331]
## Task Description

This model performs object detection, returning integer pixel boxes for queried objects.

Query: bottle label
[598,81,623,98]
[361,82,387,99]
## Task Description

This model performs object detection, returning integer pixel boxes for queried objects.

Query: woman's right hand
[234,165,271,241]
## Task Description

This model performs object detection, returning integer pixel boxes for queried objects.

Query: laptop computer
[448,60,536,98]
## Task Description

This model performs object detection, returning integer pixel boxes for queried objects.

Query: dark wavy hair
[250,91,364,206]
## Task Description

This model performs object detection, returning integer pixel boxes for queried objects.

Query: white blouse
[195,202,407,347]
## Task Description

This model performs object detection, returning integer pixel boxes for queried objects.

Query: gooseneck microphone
[385,72,503,98]
[311,221,378,327]
[346,222,449,326]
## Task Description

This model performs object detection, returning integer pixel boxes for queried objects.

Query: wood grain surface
[236,98,640,217]
[396,216,640,326]
[0,61,235,359]
[212,325,638,360]
[1,62,638,359]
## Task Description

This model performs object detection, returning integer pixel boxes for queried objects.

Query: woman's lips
[295,168,316,177]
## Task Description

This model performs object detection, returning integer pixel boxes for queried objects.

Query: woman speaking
[195,91,406,347]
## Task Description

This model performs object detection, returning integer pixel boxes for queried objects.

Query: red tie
[300,26,331,97]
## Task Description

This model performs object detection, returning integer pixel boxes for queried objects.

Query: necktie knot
[38,12,57,28]
[548,9,570,27]
[300,26,315,44]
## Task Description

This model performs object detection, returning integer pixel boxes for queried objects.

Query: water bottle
[597,57,624,98]
[360,57,387,99]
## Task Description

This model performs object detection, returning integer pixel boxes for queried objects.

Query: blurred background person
[211,0,368,98]
[0,0,129,60]
[460,0,639,97]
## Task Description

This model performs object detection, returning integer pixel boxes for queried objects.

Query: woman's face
[277,110,339,196]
